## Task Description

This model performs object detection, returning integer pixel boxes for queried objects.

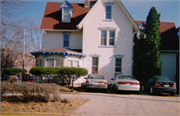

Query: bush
[30,67,88,87]
[1,82,60,102]
[3,68,27,75]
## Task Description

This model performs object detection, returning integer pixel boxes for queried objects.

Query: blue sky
[23,0,180,27]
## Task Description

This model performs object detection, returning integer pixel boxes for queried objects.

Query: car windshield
[156,77,171,82]
[118,75,136,79]
[88,75,105,79]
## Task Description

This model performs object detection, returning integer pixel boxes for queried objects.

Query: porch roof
[31,48,86,57]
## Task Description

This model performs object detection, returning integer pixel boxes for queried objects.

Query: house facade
[31,0,138,83]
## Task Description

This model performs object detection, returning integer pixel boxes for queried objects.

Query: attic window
[104,2,114,20]
[60,0,74,23]
[62,8,71,23]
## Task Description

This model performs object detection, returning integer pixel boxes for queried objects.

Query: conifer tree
[144,6,161,80]
[133,6,161,82]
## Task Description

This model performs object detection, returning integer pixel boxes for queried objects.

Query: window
[56,59,63,67]
[74,61,79,67]
[99,29,116,46]
[36,59,43,66]
[67,60,72,67]
[47,59,54,67]
[62,8,70,23]
[115,58,122,73]
[92,57,98,74]
[101,31,107,45]
[109,31,115,45]
[106,6,111,19]
[64,34,69,47]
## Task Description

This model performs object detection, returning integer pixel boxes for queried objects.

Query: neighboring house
[31,0,138,83]
[135,21,179,84]
[1,48,35,72]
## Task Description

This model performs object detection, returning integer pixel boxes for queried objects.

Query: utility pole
[23,28,25,69]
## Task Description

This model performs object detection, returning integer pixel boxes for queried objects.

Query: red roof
[135,21,179,51]
[135,21,176,33]
[40,2,90,30]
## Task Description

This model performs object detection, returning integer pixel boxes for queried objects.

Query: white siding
[45,31,82,50]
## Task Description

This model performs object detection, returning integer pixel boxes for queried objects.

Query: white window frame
[115,57,122,74]
[101,30,107,46]
[36,59,43,66]
[92,57,99,74]
[55,59,63,67]
[62,7,71,23]
[99,29,116,47]
[67,60,73,67]
[63,34,70,48]
[106,5,112,19]
[46,59,54,67]
[109,30,115,46]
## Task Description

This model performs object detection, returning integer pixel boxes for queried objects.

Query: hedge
[3,68,27,75]
[29,67,88,89]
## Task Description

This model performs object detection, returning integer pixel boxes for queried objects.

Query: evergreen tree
[133,6,161,82]
[144,6,161,80]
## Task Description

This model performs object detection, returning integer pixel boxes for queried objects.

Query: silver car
[111,74,140,93]
[84,74,108,92]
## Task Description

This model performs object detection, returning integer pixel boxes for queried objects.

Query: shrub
[3,68,27,75]
[1,82,60,102]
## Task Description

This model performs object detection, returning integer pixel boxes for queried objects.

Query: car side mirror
[111,78,114,80]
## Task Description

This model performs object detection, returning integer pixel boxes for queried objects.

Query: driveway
[61,92,180,116]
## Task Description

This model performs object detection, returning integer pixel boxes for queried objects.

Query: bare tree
[1,0,44,74]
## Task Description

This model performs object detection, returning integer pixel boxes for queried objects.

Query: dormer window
[62,7,71,23]
[60,0,74,23]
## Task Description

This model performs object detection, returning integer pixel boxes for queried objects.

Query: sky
[22,0,180,28]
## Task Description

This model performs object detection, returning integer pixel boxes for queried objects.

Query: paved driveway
[61,92,180,116]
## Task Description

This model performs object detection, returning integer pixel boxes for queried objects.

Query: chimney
[84,0,89,8]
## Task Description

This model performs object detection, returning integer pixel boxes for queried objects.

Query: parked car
[142,76,177,96]
[111,74,140,93]
[84,74,108,92]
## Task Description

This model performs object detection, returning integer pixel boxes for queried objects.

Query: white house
[31,0,138,83]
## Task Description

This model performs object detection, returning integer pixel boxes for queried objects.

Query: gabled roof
[40,2,90,30]
[77,0,138,31]
[135,21,179,51]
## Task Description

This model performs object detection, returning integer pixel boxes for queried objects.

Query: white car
[111,74,140,93]
[84,74,108,92]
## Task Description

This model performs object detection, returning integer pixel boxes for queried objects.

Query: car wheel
[150,87,154,95]
[169,93,175,96]
[102,89,107,93]
[84,88,89,92]
[141,86,144,91]
[114,85,118,94]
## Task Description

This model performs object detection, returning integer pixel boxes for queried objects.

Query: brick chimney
[84,0,89,8]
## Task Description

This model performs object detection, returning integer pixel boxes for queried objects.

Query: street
[61,91,180,116]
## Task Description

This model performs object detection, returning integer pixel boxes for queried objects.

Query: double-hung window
[101,31,107,45]
[47,59,54,67]
[109,31,115,45]
[36,59,43,66]
[56,59,63,67]
[115,58,122,73]
[63,8,70,23]
[92,57,98,74]
[64,34,69,47]
[106,5,112,19]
